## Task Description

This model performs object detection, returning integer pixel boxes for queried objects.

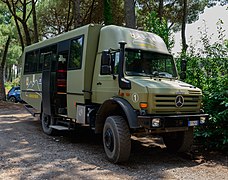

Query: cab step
[49,125,69,131]
[24,104,40,117]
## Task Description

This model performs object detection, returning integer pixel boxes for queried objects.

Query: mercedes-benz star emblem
[175,95,184,107]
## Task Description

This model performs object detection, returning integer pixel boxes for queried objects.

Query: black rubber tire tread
[163,127,194,153]
[9,96,17,103]
[41,112,57,136]
[103,116,131,163]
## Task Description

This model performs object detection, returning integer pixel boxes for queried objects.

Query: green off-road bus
[21,24,208,163]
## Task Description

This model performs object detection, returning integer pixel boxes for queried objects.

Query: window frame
[24,50,39,74]
[68,35,84,70]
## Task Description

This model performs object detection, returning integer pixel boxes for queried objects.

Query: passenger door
[41,49,57,115]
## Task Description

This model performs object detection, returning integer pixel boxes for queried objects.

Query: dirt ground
[0,101,227,180]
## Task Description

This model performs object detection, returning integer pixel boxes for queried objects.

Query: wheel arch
[95,97,139,134]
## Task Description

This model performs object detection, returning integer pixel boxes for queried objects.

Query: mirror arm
[118,41,131,89]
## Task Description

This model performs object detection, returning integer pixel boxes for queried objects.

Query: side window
[24,50,39,74]
[41,52,52,70]
[69,36,84,70]
[40,45,57,71]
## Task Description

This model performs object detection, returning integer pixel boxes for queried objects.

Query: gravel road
[0,102,227,180]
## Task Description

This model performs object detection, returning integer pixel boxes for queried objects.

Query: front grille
[188,90,201,95]
[153,94,201,114]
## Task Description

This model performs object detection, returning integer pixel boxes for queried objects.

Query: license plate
[188,120,199,126]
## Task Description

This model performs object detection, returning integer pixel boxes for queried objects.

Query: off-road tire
[103,116,131,163]
[41,112,57,136]
[163,127,194,153]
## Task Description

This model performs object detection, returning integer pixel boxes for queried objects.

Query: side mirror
[101,50,111,65]
[181,59,187,72]
[180,71,186,80]
[101,50,112,75]
[101,65,111,75]
[180,59,187,80]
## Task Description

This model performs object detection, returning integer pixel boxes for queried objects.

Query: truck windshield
[125,49,177,78]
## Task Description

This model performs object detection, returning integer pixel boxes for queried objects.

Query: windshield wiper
[150,71,174,79]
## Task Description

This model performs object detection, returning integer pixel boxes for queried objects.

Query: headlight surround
[152,118,161,127]
[200,116,206,124]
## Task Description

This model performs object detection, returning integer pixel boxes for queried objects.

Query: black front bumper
[138,114,209,129]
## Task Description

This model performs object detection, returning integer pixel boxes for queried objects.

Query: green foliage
[4,78,20,90]
[136,0,209,32]
[144,11,174,51]
[177,19,228,151]
[0,2,22,86]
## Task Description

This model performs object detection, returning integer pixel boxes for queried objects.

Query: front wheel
[163,127,194,153]
[41,112,57,136]
[103,116,131,163]
[9,96,17,103]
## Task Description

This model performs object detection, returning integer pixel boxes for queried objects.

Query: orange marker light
[119,92,124,96]
[126,92,130,96]
[140,102,148,109]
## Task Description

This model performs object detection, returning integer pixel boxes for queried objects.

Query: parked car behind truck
[21,24,208,163]
[7,86,22,103]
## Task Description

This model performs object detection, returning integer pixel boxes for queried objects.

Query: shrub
[176,20,228,151]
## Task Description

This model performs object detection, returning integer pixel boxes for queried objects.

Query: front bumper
[138,114,209,130]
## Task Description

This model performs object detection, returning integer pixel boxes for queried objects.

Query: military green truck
[21,24,208,163]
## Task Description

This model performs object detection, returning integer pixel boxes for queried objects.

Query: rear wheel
[41,112,57,135]
[103,116,131,163]
[163,127,194,153]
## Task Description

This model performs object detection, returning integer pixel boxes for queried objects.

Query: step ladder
[24,104,40,117]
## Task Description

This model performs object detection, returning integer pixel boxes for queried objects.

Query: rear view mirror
[101,50,111,66]
[180,59,187,80]
[181,59,187,72]
[180,71,186,80]
[101,65,111,75]
[101,50,112,75]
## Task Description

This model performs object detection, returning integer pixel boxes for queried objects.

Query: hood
[129,77,201,95]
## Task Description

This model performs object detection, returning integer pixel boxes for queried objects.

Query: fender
[112,97,139,128]
[95,97,139,133]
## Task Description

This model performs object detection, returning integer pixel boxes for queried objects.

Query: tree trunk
[89,0,95,23]
[124,0,136,28]
[66,0,72,31]
[103,0,113,25]
[181,0,188,55]
[8,65,12,82]
[32,0,39,43]
[22,22,32,46]
[158,0,164,22]
[4,0,25,50]
[0,36,11,101]
[5,65,8,82]
[73,0,81,28]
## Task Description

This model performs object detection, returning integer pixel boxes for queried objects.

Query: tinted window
[69,36,84,69]
[24,50,39,74]
[40,45,57,71]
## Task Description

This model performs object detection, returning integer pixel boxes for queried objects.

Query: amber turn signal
[140,102,148,109]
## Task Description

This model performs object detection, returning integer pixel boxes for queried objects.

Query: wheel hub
[104,128,114,152]
[43,115,50,127]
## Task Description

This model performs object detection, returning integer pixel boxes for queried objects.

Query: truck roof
[24,24,102,52]
[98,25,170,55]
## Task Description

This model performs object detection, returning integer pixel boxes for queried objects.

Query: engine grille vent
[153,94,201,114]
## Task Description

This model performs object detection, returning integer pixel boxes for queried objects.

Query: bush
[176,20,228,151]
[4,77,20,91]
